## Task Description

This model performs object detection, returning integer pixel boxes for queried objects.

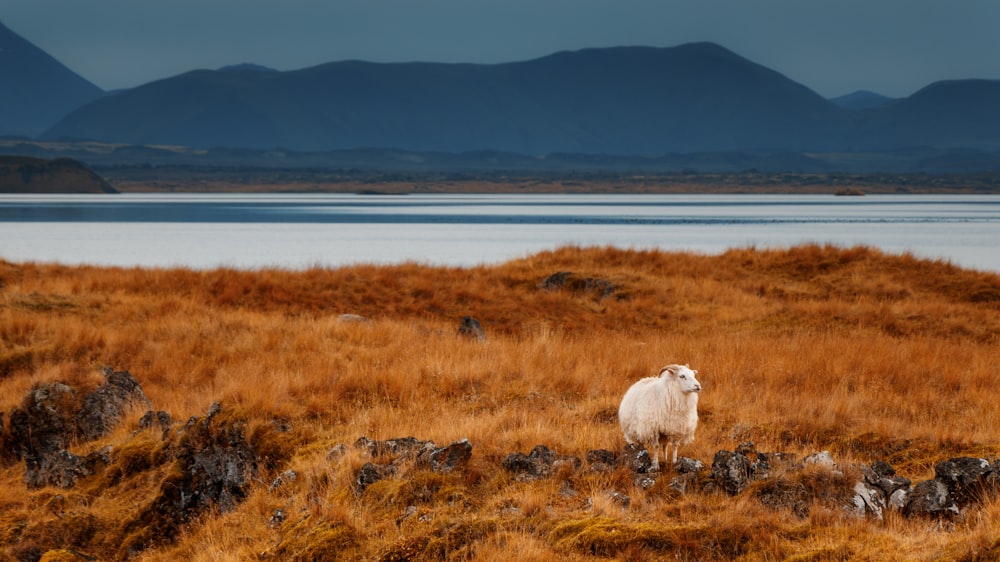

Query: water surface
[1,193,997,272]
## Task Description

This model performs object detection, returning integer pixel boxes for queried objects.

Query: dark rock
[268,508,287,529]
[877,474,912,502]
[904,480,959,518]
[457,316,486,341]
[675,456,704,474]
[710,449,753,495]
[24,449,90,489]
[871,460,896,478]
[865,461,910,501]
[539,271,617,299]
[356,462,397,493]
[670,457,704,493]
[619,443,654,474]
[502,444,579,480]
[77,368,151,441]
[539,271,572,291]
[138,410,172,433]
[355,436,433,459]
[119,403,258,555]
[934,457,992,508]
[7,382,78,463]
[418,439,472,473]
[586,449,617,472]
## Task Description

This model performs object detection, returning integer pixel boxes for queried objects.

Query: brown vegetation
[1,245,999,560]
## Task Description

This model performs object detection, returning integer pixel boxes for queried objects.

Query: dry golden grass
[1,244,999,561]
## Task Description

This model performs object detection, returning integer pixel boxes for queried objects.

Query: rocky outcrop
[0,156,116,194]
[4,369,150,488]
[1,370,298,559]
[119,402,261,558]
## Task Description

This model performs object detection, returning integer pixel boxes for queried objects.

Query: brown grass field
[2,244,1000,561]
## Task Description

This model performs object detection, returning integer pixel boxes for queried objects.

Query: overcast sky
[5,0,1000,98]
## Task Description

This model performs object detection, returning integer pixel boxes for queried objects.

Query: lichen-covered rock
[7,382,79,464]
[356,462,397,493]
[502,444,581,481]
[119,403,258,557]
[904,480,959,519]
[418,439,472,473]
[934,457,992,508]
[586,449,617,472]
[619,443,653,474]
[77,368,151,441]
[24,447,110,489]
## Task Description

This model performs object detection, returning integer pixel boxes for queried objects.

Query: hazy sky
[6,0,1000,98]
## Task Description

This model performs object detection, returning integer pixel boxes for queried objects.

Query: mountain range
[0,21,104,137]
[3,20,1000,166]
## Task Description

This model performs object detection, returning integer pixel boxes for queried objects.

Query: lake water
[1,193,999,273]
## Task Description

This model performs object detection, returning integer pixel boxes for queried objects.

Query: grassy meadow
[2,244,1000,561]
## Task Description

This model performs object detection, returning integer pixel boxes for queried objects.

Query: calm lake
[1,193,999,272]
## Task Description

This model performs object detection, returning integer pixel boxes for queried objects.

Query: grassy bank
[2,245,999,560]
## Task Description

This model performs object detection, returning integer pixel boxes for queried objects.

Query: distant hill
[829,90,894,109]
[0,155,116,193]
[42,43,851,154]
[0,21,104,137]
[858,80,1000,150]
[10,33,1000,159]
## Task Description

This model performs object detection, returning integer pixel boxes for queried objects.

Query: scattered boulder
[418,439,472,473]
[585,449,617,472]
[669,457,704,493]
[934,457,992,508]
[457,316,486,341]
[904,480,959,519]
[502,445,581,481]
[618,443,654,474]
[709,443,795,496]
[356,462,397,493]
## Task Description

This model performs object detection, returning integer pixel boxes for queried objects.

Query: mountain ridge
[0,21,104,136]
[4,19,1000,160]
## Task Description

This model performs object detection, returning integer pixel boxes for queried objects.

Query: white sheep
[618,364,701,469]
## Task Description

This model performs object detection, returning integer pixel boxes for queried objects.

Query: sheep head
[660,364,702,394]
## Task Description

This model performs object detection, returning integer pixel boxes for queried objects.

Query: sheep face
[661,364,702,394]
